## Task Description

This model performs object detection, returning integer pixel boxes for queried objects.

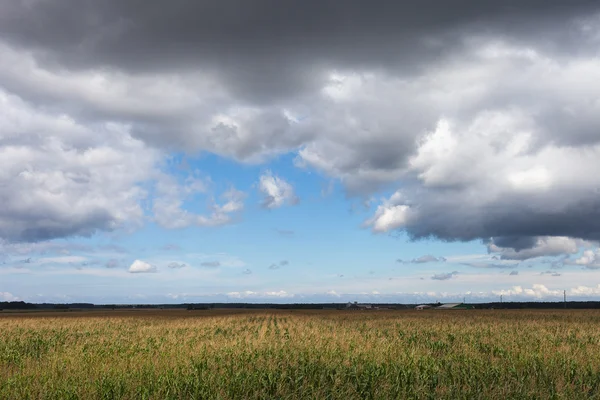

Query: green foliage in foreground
[2,309,600,399]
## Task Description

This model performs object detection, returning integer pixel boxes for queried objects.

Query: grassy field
[2,309,600,399]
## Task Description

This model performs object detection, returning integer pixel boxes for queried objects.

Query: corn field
[2,309,600,399]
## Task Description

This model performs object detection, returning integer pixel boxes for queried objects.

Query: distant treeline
[3,301,600,311]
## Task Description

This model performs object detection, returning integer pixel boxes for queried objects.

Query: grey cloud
[509,270,519,276]
[431,271,458,281]
[540,270,562,277]
[462,262,516,269]
[200,261,220,268]
[105,259,119,268]
[410,255,445,264]
[269,260,289,270]
[492,237,538,252]
[2,1,595,75]
[168,262,187,269]
[488,237,589,260]
[242,268,252,275]
[1,0,600,249]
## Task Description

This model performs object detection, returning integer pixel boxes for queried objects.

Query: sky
[1,0,600,304]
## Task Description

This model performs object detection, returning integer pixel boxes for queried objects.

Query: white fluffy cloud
[363,191,409,233]
[0,89,159,242]
[494,284,600,299]
[567,249,600,269]
[128,260,157,273]
[493,284,561,298]
[0,291,19,301]
[258,171,298,209]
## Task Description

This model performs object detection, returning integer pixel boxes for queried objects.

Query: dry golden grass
[2,309,600,399]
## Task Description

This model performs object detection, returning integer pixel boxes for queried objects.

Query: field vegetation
[2,309,600,399]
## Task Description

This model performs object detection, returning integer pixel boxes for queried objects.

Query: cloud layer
[0,0,599,256]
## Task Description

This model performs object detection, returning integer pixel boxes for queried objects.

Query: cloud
[105,259,119,268]
[462,262,516,269]
[571,284,600,296]
[0,90,158,242]
[242,268,252,275]
[431,271,458,280]
[167,262,187,269]
[509,270,519,276]
[0,291,19,301]
[259,171,298,209]
[268,260,289,270]
[488,237,592,260]
[364,192,409,233]
[410,255,445,264]
[493,284,566,299]
[200,261,220,268]
[226,290,293,299]
[153,174,245,229]
[1,0,599,252]
[565,249,600,269]
[128,259,157,273]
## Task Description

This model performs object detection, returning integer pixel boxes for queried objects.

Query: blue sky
[1,1,600,303]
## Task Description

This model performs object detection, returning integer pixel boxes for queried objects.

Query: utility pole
[500,294,503,305]
[564,290,567,309]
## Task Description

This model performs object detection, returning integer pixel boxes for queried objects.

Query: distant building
[435,303,472,310]
[415,305,432,310]
[346,302,373,310]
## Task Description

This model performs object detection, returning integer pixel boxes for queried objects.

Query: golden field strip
[2,309,600,399]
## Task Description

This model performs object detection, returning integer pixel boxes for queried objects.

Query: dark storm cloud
[1,1,597,99]
[491,237,538,252]
[2,208,116,243]
[392,190,600,252]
